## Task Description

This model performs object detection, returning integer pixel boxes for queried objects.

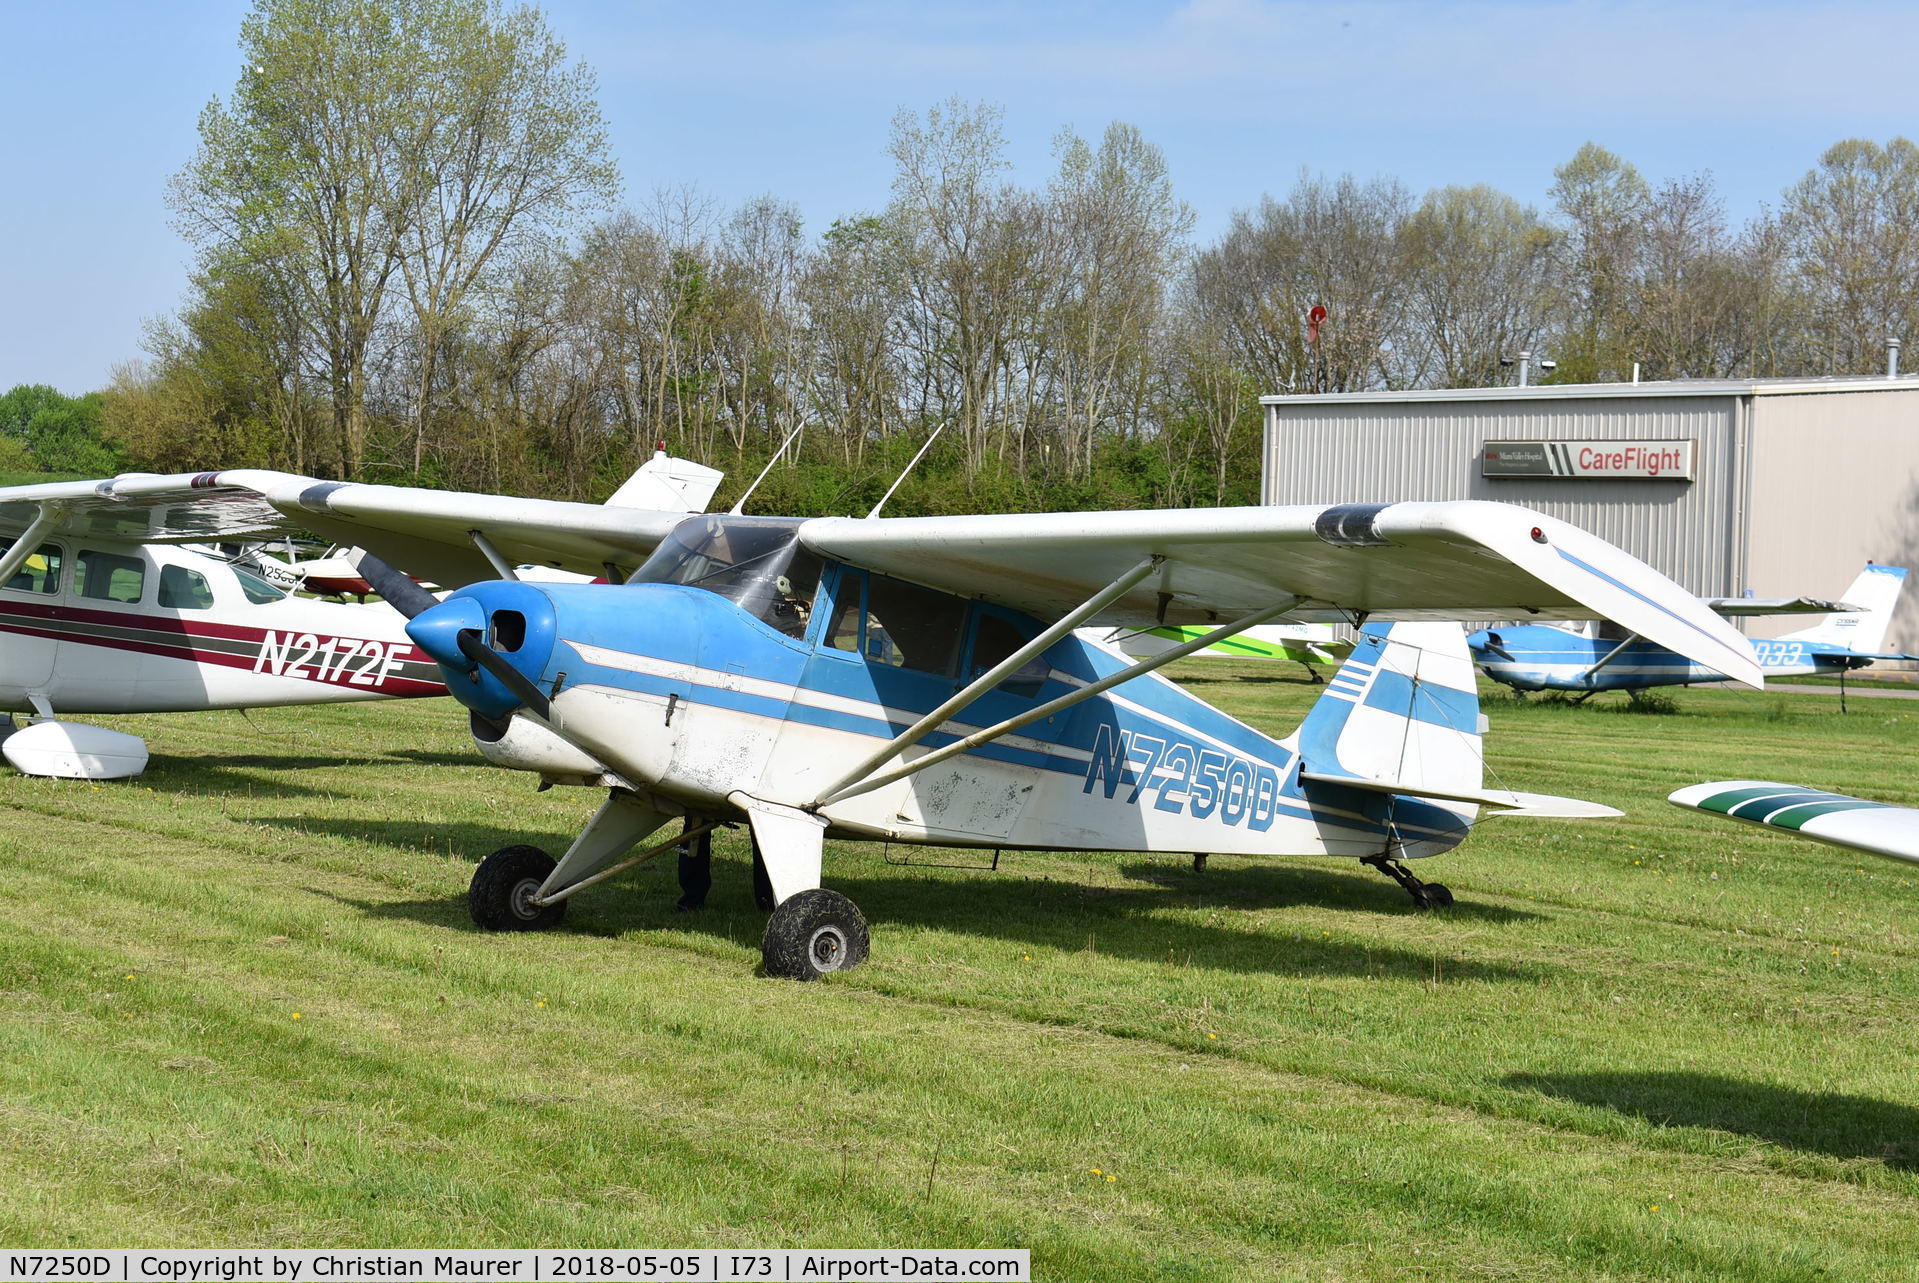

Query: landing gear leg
[1192,853,1210,872]
[730,790,871,979]
[1362,855,1453,910]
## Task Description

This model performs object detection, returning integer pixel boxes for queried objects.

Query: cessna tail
[1775,564,1906,655]
[1470,563,1915,697]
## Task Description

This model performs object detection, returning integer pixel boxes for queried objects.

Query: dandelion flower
[1106,1175,1117,1183]
[1207,1032,1218,1040]
[1091,1168,1101,1175]
[291,1012,302,1020]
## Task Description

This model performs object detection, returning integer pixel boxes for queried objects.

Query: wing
[1701,596,1860,616]
[802,500,1764,688]
[1669,780,1919,865]
[0,470,689,588]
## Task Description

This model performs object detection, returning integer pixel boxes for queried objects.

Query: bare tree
[1780,137,1919,373]
[1401,185,1553,388]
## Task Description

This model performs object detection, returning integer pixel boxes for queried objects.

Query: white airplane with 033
[7,471,1765,979]
[0,448,720,780]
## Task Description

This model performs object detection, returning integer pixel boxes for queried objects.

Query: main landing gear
[1363,855,1454,910]
[466,788,873,983]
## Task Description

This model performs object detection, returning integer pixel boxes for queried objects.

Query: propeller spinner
[353,551,555,722]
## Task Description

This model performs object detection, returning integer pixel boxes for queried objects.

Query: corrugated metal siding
[1263,395,1742,596]
[1746,389,1919,654]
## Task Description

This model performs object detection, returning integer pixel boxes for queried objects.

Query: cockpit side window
[824,569,866,654]
[158,564,215,610]
[0,538,61,595]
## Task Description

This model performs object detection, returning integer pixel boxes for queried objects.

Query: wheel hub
[809,925,846,970]
[510,878,544,920]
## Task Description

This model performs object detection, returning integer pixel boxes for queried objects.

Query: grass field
[3,669,1918,1279]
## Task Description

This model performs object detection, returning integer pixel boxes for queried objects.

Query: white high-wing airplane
[0,449,721,779]
[0,470,1764,978]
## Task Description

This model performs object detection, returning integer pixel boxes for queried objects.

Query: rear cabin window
[158,564,215,610]
[862,576,966,677]
[77,549,147,604]
[0,539,61,594]
[968,610,1051,697]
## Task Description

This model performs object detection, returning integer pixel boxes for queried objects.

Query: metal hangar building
[1260,376,1919,652]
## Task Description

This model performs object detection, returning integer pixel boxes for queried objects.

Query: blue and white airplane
[17,473,1761,978]
[1469,564,1915,698]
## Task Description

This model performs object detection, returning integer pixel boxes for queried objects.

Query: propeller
[352,549,552,721]
[346,548,440,620]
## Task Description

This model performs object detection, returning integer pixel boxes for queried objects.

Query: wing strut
[812,595,1303,810]
[0,503,67,586]
[810,554,1165,805]
[469,529,520,580]
[1574,632,1640,682]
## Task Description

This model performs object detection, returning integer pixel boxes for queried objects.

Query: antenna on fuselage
[728,424,805,516]
[866,422,948,520]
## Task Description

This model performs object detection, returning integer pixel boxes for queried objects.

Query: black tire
[1412,883,1454,910]
[761,888,870,980]
[470,844,567,931]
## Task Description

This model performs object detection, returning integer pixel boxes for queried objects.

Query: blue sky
[4,0,1916,395]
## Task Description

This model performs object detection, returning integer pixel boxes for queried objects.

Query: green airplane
[1082,624,1354,682]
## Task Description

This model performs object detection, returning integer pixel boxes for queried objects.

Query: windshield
[629,515,822,637]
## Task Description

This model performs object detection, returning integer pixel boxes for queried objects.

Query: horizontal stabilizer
[1301,769,1622,818]
[1701,596,1859,617]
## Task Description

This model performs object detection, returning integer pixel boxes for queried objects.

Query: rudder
[1780,564,1907,652]
[1293,621,1484,797]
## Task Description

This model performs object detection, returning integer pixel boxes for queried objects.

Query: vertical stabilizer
[1293,622,1484,796]
[1779,564,1907,652]
[604,446,724,514]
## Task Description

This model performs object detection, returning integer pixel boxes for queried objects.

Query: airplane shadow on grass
[1507,1070,1919,1171]
[287,814,1548,983]
[141,759,341,799]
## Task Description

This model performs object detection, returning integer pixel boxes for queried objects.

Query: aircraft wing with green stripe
[1668,780,1919,865]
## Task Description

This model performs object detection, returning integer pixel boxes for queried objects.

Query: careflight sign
[1481,439,1694,481]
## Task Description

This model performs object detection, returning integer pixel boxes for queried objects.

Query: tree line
[14,0,1919,517]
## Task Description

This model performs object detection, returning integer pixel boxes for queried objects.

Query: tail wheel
[761,888,869,980]
[470,844,568,931]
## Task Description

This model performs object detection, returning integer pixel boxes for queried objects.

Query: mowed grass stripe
[2,828,1915,1281]
[2,679,1918,1275]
